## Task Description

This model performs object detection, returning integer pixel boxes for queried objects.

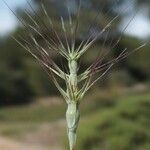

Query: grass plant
[3,0,147,149]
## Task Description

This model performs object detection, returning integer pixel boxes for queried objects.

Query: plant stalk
[66,102,80,150]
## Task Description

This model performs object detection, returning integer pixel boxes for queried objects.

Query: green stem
[66,102,80,150]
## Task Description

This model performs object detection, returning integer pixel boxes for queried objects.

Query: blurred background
[0,0,150,149]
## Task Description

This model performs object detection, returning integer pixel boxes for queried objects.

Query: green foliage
[0,98,65,137]
[76,93,150,150]
[0,39,34,105]
[0,100,65,123]
[120,36,150,80]
[0,90,113,137]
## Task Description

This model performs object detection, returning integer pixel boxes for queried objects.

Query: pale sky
[119,12,150,39]
[0,0,26,36]
[119,4,150,39]
[0,0,150,39]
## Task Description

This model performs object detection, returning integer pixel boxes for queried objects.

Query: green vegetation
[0,98,65,137]
[0,102,65,123]
[0,92,111,137]
[75,93,150,150]
[0,91,149,149]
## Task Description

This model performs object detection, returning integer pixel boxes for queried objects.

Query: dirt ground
[0,120,65,150]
